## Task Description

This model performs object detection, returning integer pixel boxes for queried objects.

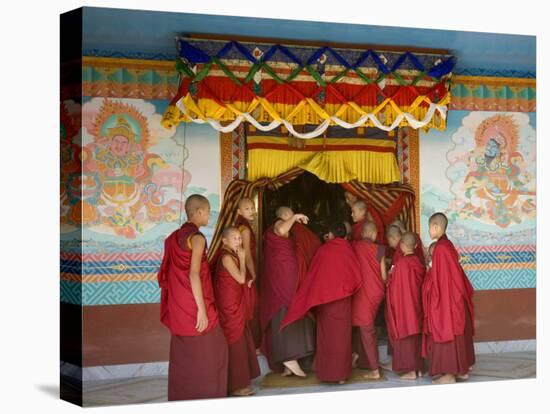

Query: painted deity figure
[462,115,534,228]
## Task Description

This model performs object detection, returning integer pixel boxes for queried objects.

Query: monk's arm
[380,256,388,282]
[274,214,307,237]
[222,255,246,284]
[241,228,257,280]
[189,234,208,332]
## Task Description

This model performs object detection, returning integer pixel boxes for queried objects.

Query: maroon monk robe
[213,248,260,393]
[290,222,322,290]
[414,233,426,264]
[260,223,315,370]
[158,222,228,400]
[351,218,368,241]
[351,239,386,370]
[235,215,261,348]
[386,254,425,373]
[422,235,475,376]
[282,238,362,382]
[391,244,404,268]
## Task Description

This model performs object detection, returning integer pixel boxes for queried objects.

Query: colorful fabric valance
[162,37,455,137]
[247,135,399,183]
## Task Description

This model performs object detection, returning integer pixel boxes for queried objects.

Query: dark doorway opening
[262,171,351,239]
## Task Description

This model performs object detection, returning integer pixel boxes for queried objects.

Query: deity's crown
[106,116,135,142]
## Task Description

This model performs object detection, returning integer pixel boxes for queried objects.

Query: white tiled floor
[79,351,536,407]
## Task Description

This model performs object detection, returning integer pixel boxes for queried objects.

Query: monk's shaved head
[401,232,417,250]
[353,200,368,213]
[386,224,402,238]
[363,221,377,235]
[276,206,293,219]
[238,197,254,209]
[221,226,240,239]
[185,194,210,218]
[390,219,406,233]
[429,212,448,232]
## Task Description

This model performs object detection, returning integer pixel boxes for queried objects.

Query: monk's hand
[237,246,246,262]
[196,308,208,333]
[247,279,254,288]
[294,213,309,224]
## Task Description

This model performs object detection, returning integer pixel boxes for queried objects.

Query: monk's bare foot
[338,380,345,385]
[400,371,417,380]
[351,352,359,368]
[256,349,262,356]
[281,367,292,377]
[283,360,307,377]
[417,370,424,378]
[231,386,255,396]
[363,369,381,380]
[381,362,393,371]
[432,374,456,385]
[469,366,473,371]
[456,373,469,380]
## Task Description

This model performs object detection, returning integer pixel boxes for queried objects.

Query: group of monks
[158,191,476,401]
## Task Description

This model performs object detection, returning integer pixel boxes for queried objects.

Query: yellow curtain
[247,136,400,184]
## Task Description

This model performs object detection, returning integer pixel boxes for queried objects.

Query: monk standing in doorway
[234,197,261,349]
[351,221,387,379]
[385,232,425,379]
[260,206,315,377]
[282,222,362,384]
[422,213,475,384]
[158,194,228,401]
[350,200,371,241]
[345,191,384,244]
[213,227,260,396]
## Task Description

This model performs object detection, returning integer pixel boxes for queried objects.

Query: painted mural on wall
[61,97,221,249]
[420,110,536,290]
[60,97,221,305]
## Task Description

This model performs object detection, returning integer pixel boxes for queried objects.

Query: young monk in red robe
[351,221,387,379]
[282,222,362,384]
[385,232,425,380]
[390,219,426,264]
[158,194,228,401]
[350,200,371,241]
[422,213,475,384]
[382,224,403,362]
[213,227,260,396]
[386,224,404,269]
[234,197,261,349]
[346,192,385,245]
[260,206,315,378]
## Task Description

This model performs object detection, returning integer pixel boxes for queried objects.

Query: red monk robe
[235,215,261,348]
[351,218,368,242]
[282,238,362,382]
[213,248,260,393]
[158,222,228,401]
[391,244,404,267]
[386,254,425,373]
[422,235,475,376]
[414,233,426,264]
[290,222,322,289]
[260,222,315,371]
[351,239,386,370]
